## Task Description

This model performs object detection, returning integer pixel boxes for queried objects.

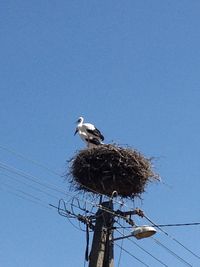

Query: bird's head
[74,116,84,136]
[76,116,84,124]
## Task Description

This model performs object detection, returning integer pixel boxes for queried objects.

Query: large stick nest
[68,144,159,198]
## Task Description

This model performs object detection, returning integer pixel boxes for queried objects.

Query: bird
[74,116,104,148]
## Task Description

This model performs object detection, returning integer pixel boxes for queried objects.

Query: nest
[68,144,159,198]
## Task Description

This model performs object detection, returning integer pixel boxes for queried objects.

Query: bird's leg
[87,135,90,148]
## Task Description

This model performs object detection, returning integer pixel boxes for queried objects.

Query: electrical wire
[0,172,88,224]
[0,183,51,210]
[144,214,200,260]
[0,163,100,222]
[115,222,200,228]
[0,144,152,228]
[152,237,192,267]
[0,144,60,176]
[0,157,198,263]
[0,143,191,233]
[116,220,124,267]
[116,222,193,267]
[0,161,121,219]
[0,176,87,233]
[149,222,200,227]
[0,171,60,200]
[114,242,151,267]
[1,168,190,267]
[0,162,132,225]
[0,178,194,267]
[0,154,139,232]
[57,198,170,267]
[65,214,86,232]
[0,161,105,220]
[115,218,197,267]
[0,164,197,267]
[0,144,138,209]
[0,180,41,201]
[0,145,199,265]
[0,161,73,198]
[115,224,169,267]
[1,162,194,266]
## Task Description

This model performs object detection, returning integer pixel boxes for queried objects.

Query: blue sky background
[1,1,200,266]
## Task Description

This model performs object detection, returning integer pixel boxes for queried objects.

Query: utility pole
[52,199,149,267]
[89,201,114,267]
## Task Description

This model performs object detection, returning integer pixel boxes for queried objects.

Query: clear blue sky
[0,1,200,266]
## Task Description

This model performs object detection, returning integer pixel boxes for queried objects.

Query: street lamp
[132,225,157,239]
[113,225,157,241]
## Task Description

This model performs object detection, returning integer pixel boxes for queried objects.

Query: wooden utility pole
[89,201,114,267]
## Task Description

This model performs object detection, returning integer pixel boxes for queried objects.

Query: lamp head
[132,225,157,239]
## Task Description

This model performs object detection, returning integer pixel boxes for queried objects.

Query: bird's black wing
[86,128,104,141]
[85,137,101,145]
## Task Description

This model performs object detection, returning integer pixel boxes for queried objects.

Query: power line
[0,178,95,234]
[0,170,97,230]
[115,225,169,267]
[52,199,168,267]
[0,146,199,265]
[114,242,151,267]
[0,161,70,197]
[0,143,156,228]
[0,161,109,220]
[150,222,200,227]
[117,222,200,228]
[55,201,185,267]
[0,144,138,210]
[0,171,60,200]
[0,157,198,262]
[152,237,193,267]
[0,144,61,176]
[115,219,197,267]
[1,180,194,267]
[0,147,128,210]
[0,162,117,220]
[0,180,41,201]
[144,214,200,260]
[0,183,51,210]
[116,219,124,267]
[0,159,192,266]
[0,165,196,267]
[55,198,186,267]
[0,148,155,266]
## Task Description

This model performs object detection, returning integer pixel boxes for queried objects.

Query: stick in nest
[68,144,159,198]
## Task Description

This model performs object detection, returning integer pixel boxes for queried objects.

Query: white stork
[74,116,104,148]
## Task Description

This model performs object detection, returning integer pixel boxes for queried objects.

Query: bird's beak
[74,128,78,136]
